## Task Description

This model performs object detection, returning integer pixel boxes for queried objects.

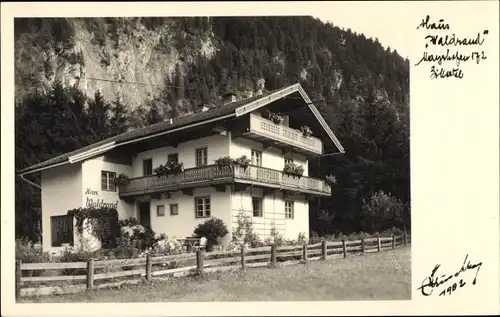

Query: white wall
[81,156,135,220]
[41,163,82,252]
[284,195,309,240]
[230,137,309,176]
[148,186,233,245]
[132,134,231,177]
[231,187,309,241]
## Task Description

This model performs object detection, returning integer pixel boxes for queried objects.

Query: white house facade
[18,83,345,253]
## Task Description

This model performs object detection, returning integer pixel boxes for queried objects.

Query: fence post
[15,260,21,300]
[392,235,396,249]
[240,246,246,272]
[196,250,205,273]
[302,244,308,264]
[377,235,381,252]
[404,231,408,246]
[342,239,347,258]
[321,240,327,260]
[87,258,95,290]
[271,244,277,267]
[146,254,152,283]
[361,237,366,255]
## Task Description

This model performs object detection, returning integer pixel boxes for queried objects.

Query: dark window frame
[51,215,74,247]
[251,149,262,166]
[143,158,153,176]
[101,170,117,192]
[194,196,211,218]
[195,147,208,167]
[170,203,179,216]
[167,153,179,164]
[285,200,294,219]
[252,196,263,217]
[156,205,165,217]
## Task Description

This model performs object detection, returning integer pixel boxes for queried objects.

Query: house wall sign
[84,188,119,209]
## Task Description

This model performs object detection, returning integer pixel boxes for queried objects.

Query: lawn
[21,247,411,302]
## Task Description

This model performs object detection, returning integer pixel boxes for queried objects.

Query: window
[170,204,179,216]
[251,150,262,166]
[167,153,179,164]
[51,215,74,247]
[195,196,211,218]
[252,197,263,217]
[143,159,153,176]
[195,147,208,166]
[156,205,165,217]
[285,200,294,219]
[284,157,294,166]
[101,171,116,191]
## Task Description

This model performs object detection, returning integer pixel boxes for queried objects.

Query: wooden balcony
[244,114,323,155]
[119,165,331,198]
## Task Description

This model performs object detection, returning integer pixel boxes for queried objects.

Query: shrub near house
[193,218,229,251]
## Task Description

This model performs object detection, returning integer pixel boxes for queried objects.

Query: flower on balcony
[300,125,313,138]
[267,111,284,125]
[166,161,184,174]
[325,174,337,185]
[283,162,304,178]
[154,161,184,178]
[215,156,235,168]
[114,173,130,186]
[234,155,251,170]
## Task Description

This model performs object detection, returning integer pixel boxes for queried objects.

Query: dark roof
[17,89,278,174]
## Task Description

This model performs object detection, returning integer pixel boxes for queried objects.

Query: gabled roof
[17,83,344,175]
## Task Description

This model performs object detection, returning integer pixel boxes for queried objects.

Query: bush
[108,236,142,259]
[56,239,104,275]
[309,231,322,244]
[193,217,229,251]
[15,238,51,277]
[297,232,308,245]
[264,227,284,246]
[67,207,120,249]
[360,190,406,233]
[140,236,184,257]
[232,211,264,248]
[225,240,247,252]
[16,238,50,263]
[119,218,157,251]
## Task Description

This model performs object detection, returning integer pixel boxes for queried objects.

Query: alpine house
[17,83,345,252]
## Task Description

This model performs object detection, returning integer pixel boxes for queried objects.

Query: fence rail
[16,233,411,299]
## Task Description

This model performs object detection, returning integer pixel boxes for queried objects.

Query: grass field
[21,247,411,302]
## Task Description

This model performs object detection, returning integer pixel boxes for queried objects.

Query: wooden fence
[16,233,410,299]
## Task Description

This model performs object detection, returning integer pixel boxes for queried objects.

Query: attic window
[222,92,237,104]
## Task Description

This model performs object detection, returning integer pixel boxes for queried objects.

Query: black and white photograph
[13,13,411,302]
[1,1,499,316]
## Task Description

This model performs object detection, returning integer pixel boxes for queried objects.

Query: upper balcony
[243,114,323,156]
[119,164,331,198]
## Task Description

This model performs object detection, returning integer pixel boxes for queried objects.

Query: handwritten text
[417,254,482,297]
[416,15,489,79]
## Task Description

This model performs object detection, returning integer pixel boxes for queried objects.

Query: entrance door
[138,202,151,228]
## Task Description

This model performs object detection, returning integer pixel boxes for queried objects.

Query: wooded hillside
[15,17,410,240]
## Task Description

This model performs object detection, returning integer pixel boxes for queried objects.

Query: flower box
[283,162,304,178]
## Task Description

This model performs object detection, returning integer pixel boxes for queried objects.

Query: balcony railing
[233,165,331,194]
[248,114,323,155]
[119,164,331,197]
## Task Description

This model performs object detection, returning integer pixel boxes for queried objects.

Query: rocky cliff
[15,17,217,107]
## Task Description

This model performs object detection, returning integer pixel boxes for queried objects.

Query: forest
[15,16,410,241]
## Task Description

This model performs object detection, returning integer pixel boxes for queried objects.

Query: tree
[109,95,130,135]
[85,90,111,144]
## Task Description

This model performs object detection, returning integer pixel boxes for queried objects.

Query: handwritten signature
[415,15,490,79]
[417,254,482,296]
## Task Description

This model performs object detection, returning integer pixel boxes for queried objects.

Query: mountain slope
[14,16,410,240]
